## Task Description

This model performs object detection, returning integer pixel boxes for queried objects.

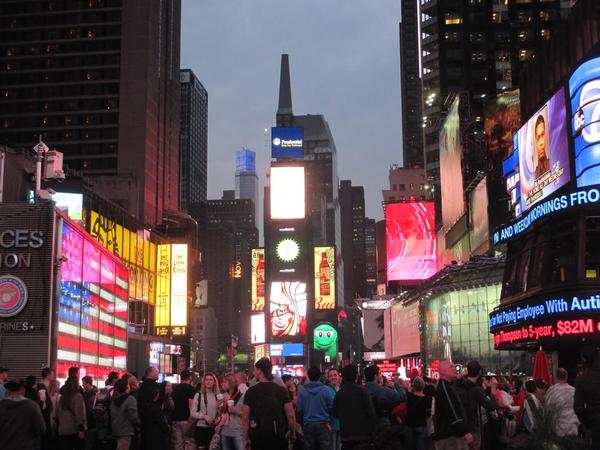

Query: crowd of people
[0,346,599,450]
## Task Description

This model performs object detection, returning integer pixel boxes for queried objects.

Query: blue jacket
[365,381,406,425]
[297,381,334,423]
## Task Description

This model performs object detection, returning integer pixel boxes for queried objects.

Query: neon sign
[493,317,600,348]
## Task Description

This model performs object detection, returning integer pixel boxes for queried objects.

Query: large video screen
[270,167,305,219]
[251,249,265,311]
[569,55,600,189]
[439,97,465,228]
[516,87,570,212]
[272,127,304,159]
[469,176,489,254]
[251,313,265,344]
[386,202,437,281]
[269,281,307,337]
[314,246,335,309]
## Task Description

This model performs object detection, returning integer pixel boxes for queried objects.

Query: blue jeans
[303,422,332,450]
[221,434,244,450]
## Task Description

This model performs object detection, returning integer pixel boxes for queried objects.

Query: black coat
[332,381,377,442]
[140,402,170,450]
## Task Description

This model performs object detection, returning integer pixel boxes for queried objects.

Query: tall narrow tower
[276,54,294,127]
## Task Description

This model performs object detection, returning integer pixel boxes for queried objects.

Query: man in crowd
[81,375,98,450]
[296,366,334,450]
[171,369,196,450]
[461,360,497,450]
[0,367,9,400]
[545,367,579,436]
[138,366,159,405]
[433,360,472,450]
[332,364,377,449]
[94,371,119,446]
[364,365,405,426]
[575,345,600,446]
[0,380,46,450]
[39,367,54,390]
[243,357,296,450]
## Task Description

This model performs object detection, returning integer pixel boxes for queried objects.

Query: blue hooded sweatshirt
[297,381,334,423]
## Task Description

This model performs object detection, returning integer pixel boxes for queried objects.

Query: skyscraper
[0,0,182,225]
[235,148,259,221]
[364,218,377,296]
[180,69,208,211]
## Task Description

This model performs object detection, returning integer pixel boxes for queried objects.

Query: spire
[277,54,293,117]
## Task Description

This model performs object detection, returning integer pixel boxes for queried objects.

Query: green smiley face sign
[313,323,338,360]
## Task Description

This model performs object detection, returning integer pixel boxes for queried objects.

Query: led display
[270,343,304,357]
[314,247,335,309]
[251,313,265,344]
[385,302,419,358]
[570,55,600,189]
[155,244,171,333]
[271,127,304,159]
[51,192,83,223]
[469,177,490,254]
[251,249,265,311]
[170,244,187,331]
[516,87,570,213]
[270,167,305,220]
[269,281,307,337]
[386,202,437,281]
[276,238,301,263]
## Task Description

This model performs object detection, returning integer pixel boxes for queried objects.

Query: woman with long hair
[56,376,85,450]
[160,380,175,426]
[190,373,221,450]
[221,373,244,450]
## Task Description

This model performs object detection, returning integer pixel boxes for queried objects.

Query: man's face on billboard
[535,120,546,159]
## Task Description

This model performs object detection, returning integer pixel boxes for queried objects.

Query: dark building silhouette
[364,218,377,295]
[0,0,182,225]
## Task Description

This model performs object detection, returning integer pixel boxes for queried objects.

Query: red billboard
[386,202,437,281]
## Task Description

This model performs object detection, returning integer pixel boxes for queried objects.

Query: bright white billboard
[170,244,188,328]
[270,167,305,219]
[251,313,266,344]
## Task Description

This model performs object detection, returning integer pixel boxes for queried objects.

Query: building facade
[235,148,259,222]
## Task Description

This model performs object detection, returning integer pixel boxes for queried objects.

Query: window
[444,13,463,25]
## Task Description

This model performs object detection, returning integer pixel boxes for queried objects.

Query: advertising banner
[155,244,171,335]
[469,177,490,254]
[270,167,305,220]
[386,301,420,358]
[484,89,521,159]
[271,127,304,159]
[170,244,187,333]
[269,281,307,337]
[314,246,335,309]
[251,313,265,344]
[251,249,265,311]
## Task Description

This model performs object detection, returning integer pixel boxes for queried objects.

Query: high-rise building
[364,218,377,296]
[399,0,423,168]
[180,69,208,211]
[382,165,430,203]
[339,180,367,303]
[0,0,182,225]
[235,148,259,221]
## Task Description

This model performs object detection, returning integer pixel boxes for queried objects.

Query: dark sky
[181,0,403,221]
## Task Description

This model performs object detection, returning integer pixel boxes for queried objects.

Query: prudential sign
[272,127,304,158]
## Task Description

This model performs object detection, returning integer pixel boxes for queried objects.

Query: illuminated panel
[251,313,265,344]
[170,244,188,331]
[516,87,570,213]
[271,127,304,159]
[270,281,307,337]
[270,167,305,219]
[314,246,335,309]
[386,202,437,281]
[251,248,265,311]
[155,244,171,334]
[569,56,600,189]
[469,177,489,253]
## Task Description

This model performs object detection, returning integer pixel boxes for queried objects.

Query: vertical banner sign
[314,246,335,309]
[251,248,265,311]
[155,244,171,335]
[170,244,188,332]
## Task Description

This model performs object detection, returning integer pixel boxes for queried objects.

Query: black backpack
[249,383,287,440]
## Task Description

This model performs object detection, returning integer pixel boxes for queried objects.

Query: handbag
[208,426,221,450]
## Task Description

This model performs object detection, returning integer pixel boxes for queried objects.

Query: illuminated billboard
[469,177,490,254]
[170,244,187,331]
[251,249,265,311]
[314,246,335,309]
[484,89,521,159]
[386,202,437,281]
[269,281,307,337]
[155,244,171,334]
[251,313,265,344]
[270,167,305,219]
[51,192,83,223]
[271,127,304,159]
[439,97,465,228]
[569,55,600,189]
[516,87,570,213]
[385,302,419,358]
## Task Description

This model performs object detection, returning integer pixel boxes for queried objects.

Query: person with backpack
[93,371,119,448]
[242,357,297,450]
[110,378,141,450]
[56,376,86,449]
[296,366,334,450]
[190,373,221,449]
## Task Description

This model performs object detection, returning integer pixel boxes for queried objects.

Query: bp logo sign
[0,275,28,318]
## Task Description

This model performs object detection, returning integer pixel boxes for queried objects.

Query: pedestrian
[406,377,431,450]
[327,368,342,450]
[242,357,297,450]
[545,368,578,436]
[364,365,406,426]
[0,367,9,400]
[522,380,540,433]
[235,372,249,394]
[296,366,334,450]
[56,375,86,450]
[433,360,472,450]
[94,371,118,447]
[140,382,171,450]
[221,373,245,450]
[41,379,60,450]
[574,345,600,446]
[171,369,197,450]
[161,380,175,426]
[39,367,55,390]
[110,378,141,450]
[0,380,46,450]
[190,373,221,449]
[138,366,160,405]
[332,364,377,449]
[81,376,98,450]
[24,375,40,402]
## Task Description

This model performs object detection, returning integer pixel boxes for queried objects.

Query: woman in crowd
[221,373,245,450]
[110,378,141,450]
[160,380,175,427]
[190,373,221,450]
[56,376,85,450]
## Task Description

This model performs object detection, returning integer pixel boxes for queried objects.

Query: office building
[235,148,259,221]
[364,218,377,296]
[382,165,430,203]
[180,69,208,211]
[0,0,182,225]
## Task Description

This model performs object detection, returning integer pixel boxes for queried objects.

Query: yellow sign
[251,248,265,311]
[155,244,171,328]
[170,244,188,327]
[314,246,335,309]
[254,343,269,362]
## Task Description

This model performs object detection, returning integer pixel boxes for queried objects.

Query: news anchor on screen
[534,114,550,179]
